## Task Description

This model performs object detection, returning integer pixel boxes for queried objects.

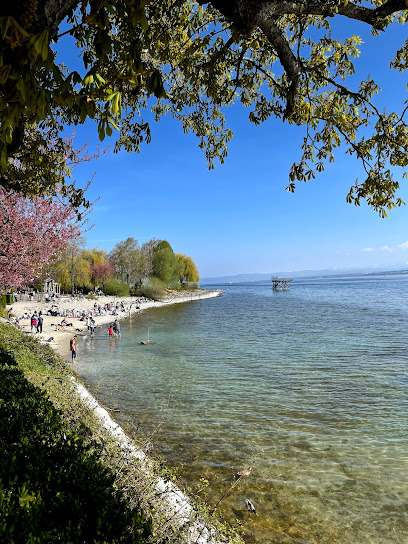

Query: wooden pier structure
[271,277,293,291]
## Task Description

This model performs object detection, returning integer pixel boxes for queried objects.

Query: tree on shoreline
[151,241,182,287]
[0,1,406,214]
[109,237,146,287]
[0,189,88,291]
[177,254,200,285]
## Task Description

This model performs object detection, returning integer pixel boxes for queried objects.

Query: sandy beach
[5,289,221,360]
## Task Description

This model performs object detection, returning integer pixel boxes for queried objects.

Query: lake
[75,275,408,543]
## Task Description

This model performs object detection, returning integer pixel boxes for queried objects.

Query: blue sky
[60,18,407,278]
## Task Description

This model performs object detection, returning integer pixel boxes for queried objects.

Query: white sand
[6,289,221,359]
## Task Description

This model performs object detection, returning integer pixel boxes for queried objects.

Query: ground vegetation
[0,323,152,543]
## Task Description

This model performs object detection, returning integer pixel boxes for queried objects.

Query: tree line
[40,237,200,298]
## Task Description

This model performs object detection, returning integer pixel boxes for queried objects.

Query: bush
[0,295,6,308]
[103,279,130,297]
[138,278,166,301]
[0,325,152,543]
[182,282,199,291]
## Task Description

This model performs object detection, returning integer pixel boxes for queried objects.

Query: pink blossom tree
[91,262,115,289]
[0,189,89,291]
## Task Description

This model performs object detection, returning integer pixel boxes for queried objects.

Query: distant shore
[5,289,222,360]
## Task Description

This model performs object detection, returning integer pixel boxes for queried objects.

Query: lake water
[75,276,408,543]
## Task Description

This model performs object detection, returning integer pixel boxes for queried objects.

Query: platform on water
[271,277,292,290]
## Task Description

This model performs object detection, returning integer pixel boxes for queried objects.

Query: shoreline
[3,289,233,543]
[6,289,221,360]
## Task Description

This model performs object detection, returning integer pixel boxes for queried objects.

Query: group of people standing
[108,319,121,337]
[86,316,96,337]
[30,311,44,333]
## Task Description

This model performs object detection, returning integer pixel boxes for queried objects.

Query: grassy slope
[0,322,152,543]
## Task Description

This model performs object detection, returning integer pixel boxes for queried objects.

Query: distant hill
[201,265,408,285]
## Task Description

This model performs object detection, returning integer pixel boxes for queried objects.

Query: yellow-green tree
[83,248,108,266]
[177,254,200,285]
[47,239,92,294]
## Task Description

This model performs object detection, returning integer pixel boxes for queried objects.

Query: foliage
[138,277,166,301]
[185,282,199,291]
[151,241,182,287]
[177,253,200,284]
[91,261,115,287]
[0,187,90,290]
[44,237,200,294]
[83,247,109,266]
[2,125,102,213]
[103,278,130,296]
[109,238,147,287]
[82,247,115,287]
[0,1,407,215]
[46,236,91,294]
[0,325,152,543]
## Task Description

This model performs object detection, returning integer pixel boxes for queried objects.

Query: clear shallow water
[76,276,408,543]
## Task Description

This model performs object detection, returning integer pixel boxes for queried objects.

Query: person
[108,325,114,337]
[31,314,37,333]
[70,335,77,363]
[90,318,95,337]
[113,319,120,336]
[37,315,43,333]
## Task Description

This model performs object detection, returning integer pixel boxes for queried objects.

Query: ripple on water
[77,278,408,544]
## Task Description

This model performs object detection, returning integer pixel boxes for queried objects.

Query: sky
[59,17,408,279]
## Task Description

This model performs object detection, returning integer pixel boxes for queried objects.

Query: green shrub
[103,279,130,297]
[0,295,6,308]
[182,282,199,291]
[139,278,166,301]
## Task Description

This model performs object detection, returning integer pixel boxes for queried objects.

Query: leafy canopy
[0,1,407,215]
